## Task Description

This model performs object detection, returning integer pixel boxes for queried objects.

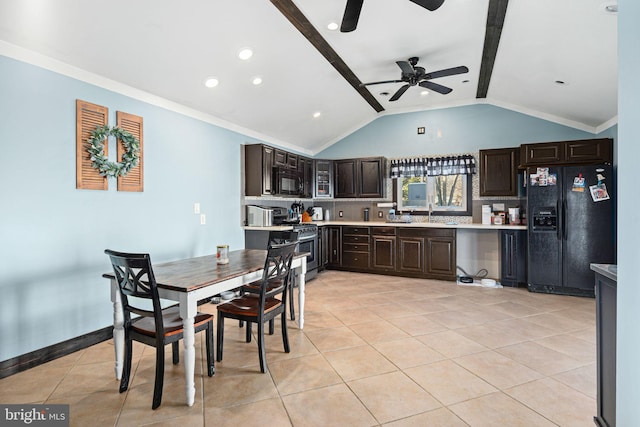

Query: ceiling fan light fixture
[204,77,219,88]
[327,22,339,31]
[238,48,253,60]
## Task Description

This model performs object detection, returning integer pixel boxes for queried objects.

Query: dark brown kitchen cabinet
[396,228,456,280]
[479,148,519,196]
[371,227,396,271]
[327,226,342,267]
[341,226,370,269]
[245,144,273,196]
[397,236,424,274]
[324,225,456,281]
[297,156,312,199]
[500,229,527,287]
[334,157,385,198]
[520,138,613,167]
[425,232,456,280]
[274,149,287,167]
[334,159,358,198]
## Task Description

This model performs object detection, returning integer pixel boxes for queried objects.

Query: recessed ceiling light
[204,77,219,88]
[238,48,253,60]
[313,112,321,118]
[420,90,429,96]
[379,92,390,96]
[555,80,566,85]
[327,22,339,31]
[252,76,263,85]
[462,79,470,83]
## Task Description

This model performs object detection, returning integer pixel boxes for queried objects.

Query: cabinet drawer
[371,227,396,236]
[343,243,369,252]
[343,226,369,235]
[342,251,370,269]
[343,235,370,244]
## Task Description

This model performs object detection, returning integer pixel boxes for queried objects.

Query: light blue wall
[615,0,639,423]
[318,104,615,159]
[0,55,265,361]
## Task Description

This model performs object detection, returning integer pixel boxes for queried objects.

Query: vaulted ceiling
[0,0,618,155]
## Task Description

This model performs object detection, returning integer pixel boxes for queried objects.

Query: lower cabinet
[342,226,370,269]
[324,225,456,281]
[500,229,527,287]
[397,236,424,274]
[425,233,457,280]
[327,226,342,267]
[371,227,396,272]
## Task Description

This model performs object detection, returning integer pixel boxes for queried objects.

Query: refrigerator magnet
[572,174,586,192]
[590,183,610,202]
[548,174,557,185]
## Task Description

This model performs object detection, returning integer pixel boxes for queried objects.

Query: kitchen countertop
[244,221,526,231]
[591,263,617,281]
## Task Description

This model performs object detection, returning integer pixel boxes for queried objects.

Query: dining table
[104,248,307,407]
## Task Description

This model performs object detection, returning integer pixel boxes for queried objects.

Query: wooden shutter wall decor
[76,100,108,190]
[116,111,144,192]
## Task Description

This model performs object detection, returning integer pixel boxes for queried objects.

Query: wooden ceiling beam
[270,0,385,113]
[476,0,509,98]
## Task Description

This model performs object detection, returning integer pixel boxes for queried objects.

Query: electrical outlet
[194,202,200,214]
[339,211,343,217]
[200,214,206,225]
[377,211,383,218]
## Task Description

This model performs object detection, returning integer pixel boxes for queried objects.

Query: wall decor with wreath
[76,99,144,192]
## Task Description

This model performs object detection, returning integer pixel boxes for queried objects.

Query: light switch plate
[200,214,206,225]
[194,202,200,214]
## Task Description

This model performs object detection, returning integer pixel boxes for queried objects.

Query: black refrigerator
[527,164,615,297]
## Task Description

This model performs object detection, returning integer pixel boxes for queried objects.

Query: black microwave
[273,167,304,196]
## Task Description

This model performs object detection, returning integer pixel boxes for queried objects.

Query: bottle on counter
[364,208,370,222]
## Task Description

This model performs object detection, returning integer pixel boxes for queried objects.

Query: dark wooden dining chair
[241,230,299,323]
[105,249,215,410]
[216,241,297,373]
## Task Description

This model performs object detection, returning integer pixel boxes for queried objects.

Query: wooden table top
[104,249,307,293]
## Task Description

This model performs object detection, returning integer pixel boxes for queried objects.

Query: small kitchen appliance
[311,207,323,221]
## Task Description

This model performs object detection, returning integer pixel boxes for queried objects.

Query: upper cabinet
[335,157,385,198]
[479,148,520,197]
[244,144,273,196]
[314,160,333,198]
[521,138,613,167]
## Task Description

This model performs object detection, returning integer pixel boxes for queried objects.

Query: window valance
[390,155,476,178]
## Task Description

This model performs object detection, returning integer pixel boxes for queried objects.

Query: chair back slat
[105,249,164,335]
[259,241,297,298]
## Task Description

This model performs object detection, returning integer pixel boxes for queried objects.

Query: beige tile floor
[0,271,598,426]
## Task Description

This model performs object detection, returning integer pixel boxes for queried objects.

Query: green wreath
[87,125,140,178]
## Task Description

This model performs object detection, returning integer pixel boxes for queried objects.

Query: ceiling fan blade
[396,61,415,76]
[360,79,404,87]
[389,84,410,101]
[340,0,364,32]
[419,80,453,94]
[423,65,469,80]
[409,0,445,11]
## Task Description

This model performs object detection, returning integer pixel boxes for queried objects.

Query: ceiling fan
[360,57,469,101]
[341,0,445,32]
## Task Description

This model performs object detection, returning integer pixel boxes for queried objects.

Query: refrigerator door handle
[562,199,568,241]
